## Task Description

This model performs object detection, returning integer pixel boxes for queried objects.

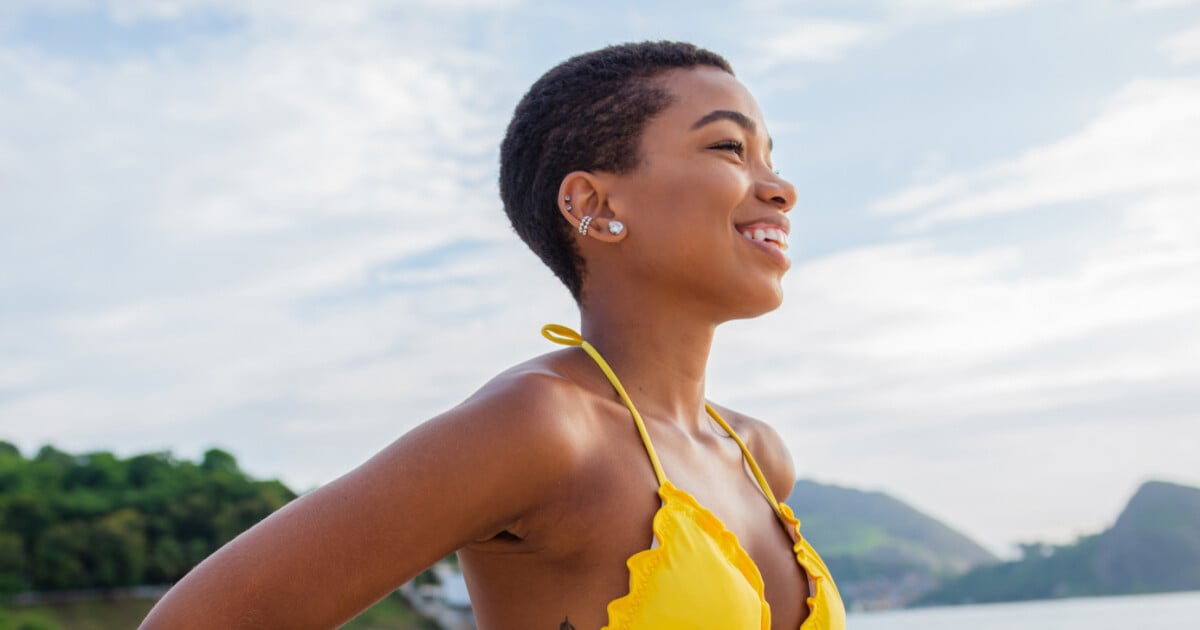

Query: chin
[725,283,784,321]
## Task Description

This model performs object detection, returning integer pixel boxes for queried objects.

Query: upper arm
[141,370,583,629]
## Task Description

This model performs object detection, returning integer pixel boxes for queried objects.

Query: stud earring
[608,220,624,235]
[578,216,593,236]
[564,194,572,211]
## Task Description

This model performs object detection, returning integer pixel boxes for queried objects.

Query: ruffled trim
[603,482,771,630]
[779,503,837,630]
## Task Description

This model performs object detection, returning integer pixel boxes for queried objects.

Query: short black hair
[499,41,734,302]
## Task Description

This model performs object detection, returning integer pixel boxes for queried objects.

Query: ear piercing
[569,194,624,237]
[578,217,623,237]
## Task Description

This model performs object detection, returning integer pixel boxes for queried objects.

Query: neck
[579,294,716,432]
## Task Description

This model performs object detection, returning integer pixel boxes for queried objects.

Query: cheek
[617,159,752,260]
[653,166,751,233]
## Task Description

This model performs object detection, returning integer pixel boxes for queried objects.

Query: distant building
[397,561,475,630]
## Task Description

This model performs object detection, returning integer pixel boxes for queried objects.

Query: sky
[2,0,1198,556]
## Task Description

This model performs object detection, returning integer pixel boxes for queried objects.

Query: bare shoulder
[457,350,598,462]
[385,350,602,521]
[709,402,797,502]
[431,348,619,507]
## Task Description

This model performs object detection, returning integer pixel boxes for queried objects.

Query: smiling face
[582,66,797,321]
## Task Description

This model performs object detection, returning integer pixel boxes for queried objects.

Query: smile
[739,226,788,250]
[735,221,792,270]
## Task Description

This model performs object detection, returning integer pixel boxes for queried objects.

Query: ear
[558,171,628,243]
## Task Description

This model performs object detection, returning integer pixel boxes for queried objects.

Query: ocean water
[846,591,1200,629]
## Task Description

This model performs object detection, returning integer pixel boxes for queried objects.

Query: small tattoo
[560,617,576,630]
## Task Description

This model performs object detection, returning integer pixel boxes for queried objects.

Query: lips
[734,220,791,269]
[735,218,789,249]
[738,225,788,250]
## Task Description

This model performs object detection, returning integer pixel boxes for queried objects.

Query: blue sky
[2,0,1199,555]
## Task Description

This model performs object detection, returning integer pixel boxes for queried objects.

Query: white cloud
[893,0,1039,14]
[750,19,875,68]
[1160,24,1200,64]
[871,77,1200,230]
[742,0,1044,76]
[1133,0,1200,9]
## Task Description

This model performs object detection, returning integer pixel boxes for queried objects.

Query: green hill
[916,480,1200,606]
[786,480,996,609]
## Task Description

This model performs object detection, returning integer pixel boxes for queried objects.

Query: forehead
[650,67,766,133]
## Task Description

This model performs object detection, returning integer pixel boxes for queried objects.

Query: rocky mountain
[916,480,1200,606]
[1093,480,1200,592]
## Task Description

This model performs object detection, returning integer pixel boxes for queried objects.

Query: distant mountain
[916,480,1200,606]
[786,480,996,609]
[1094,480,1200,592]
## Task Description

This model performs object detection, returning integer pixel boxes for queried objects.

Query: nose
[757,167,797,212]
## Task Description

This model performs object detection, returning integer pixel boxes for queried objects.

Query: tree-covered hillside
[0,441,295,595]
[786,480,996,609]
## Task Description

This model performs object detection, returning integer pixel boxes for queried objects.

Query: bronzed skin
[140,66,808,630]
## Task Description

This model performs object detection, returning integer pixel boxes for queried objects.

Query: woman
[141,41,846,630]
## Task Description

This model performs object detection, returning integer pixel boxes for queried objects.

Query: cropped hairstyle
[499,41,733,301]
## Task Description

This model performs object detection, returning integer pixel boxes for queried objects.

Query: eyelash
[710,140,745,157]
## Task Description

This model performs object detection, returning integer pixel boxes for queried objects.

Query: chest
[462,417,810,629]
[637,442,812,630]
[566,436,811,629]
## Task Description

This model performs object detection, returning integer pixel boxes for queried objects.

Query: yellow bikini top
[542,325,846,630]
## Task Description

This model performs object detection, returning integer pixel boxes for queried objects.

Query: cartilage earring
[564,194,572,211]
[578,215,593,235]
[608,220,624,235]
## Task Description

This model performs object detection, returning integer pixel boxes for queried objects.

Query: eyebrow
[690,109,773,150]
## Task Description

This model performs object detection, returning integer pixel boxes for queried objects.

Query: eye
[709,140,745,158]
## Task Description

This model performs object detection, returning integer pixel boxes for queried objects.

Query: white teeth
[740,226,789,251]
[768,229,789,250]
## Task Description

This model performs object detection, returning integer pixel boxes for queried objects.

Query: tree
[127,452,174,488]
[145,536,187,584]
[65,452,123,491]
[1,444,296,592]
[32,523,90,590]
[0,532,27,595]
[200,448,239,474]
[89,509,148,588]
